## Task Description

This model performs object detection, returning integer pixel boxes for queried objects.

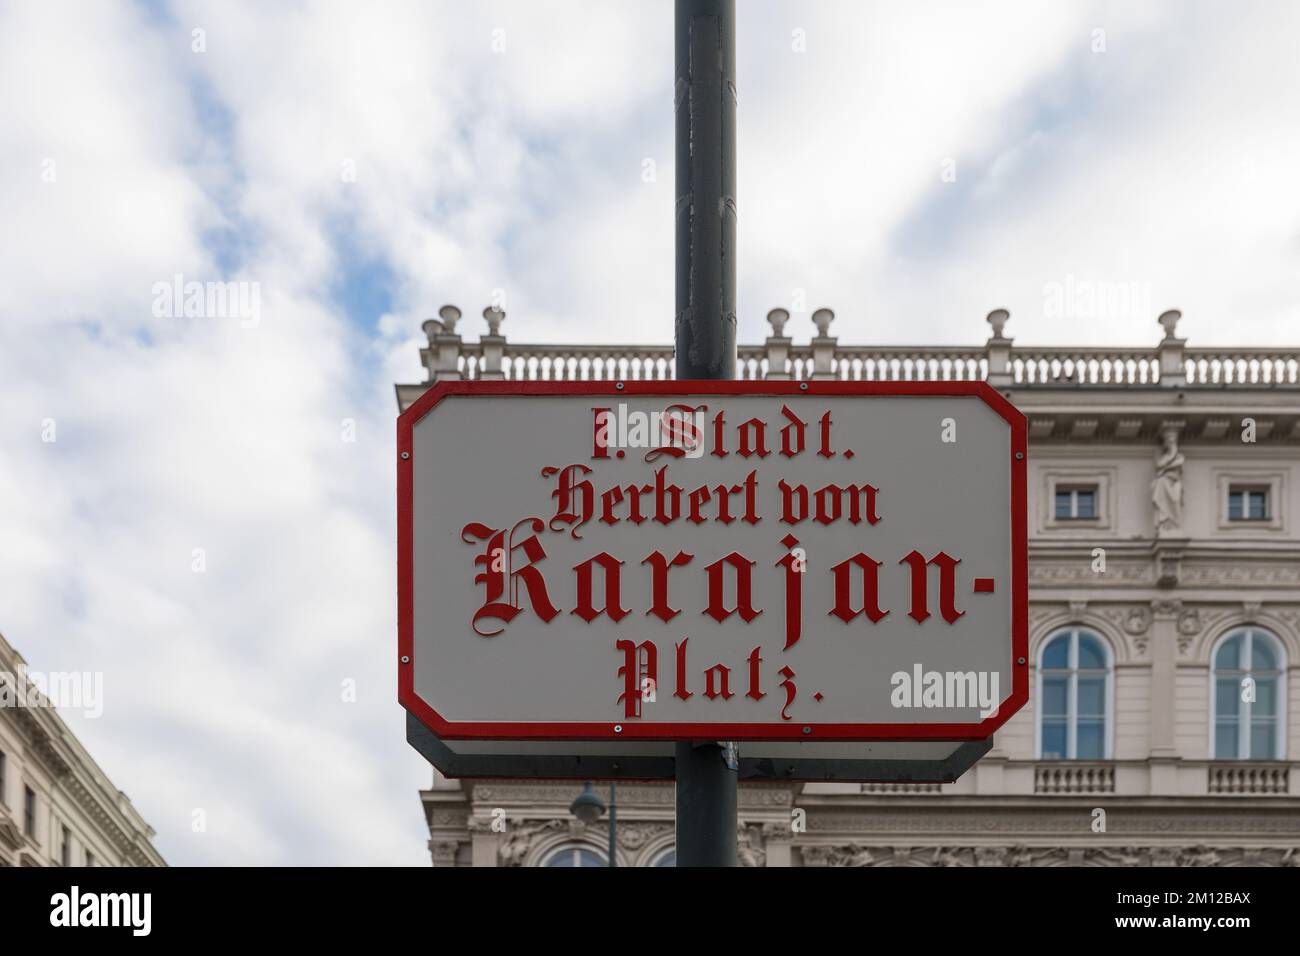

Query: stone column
[810,308,837,380]
[1156,309,1186,387]
[431,304,464,381]
[763,308,792,380]
[428,839,460,867]
[1148,599,1183,794]
[761,822,793,867]
[470,827,499,867]
[985,308,1013,387]
[480,306,507,380]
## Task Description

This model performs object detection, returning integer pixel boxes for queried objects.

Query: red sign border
[398,380,1028,742]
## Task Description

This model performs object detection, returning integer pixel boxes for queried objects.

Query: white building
[0,631,165,867]
[400,306,1300,866]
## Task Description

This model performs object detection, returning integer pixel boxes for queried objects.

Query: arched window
[651,848,676,868]
[1038,628,1112,760]
[1211,628,1285,760]
[542,844,605,867]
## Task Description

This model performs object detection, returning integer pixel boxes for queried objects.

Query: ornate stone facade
[0,632,164,867]
[405,308,1300,866]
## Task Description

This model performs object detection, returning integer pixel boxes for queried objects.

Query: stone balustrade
[1207,762,1290,795]
[1034,762,1117,795]
[414,304,1300,387]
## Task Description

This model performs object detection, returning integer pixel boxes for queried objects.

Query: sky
[0,0,1297,866]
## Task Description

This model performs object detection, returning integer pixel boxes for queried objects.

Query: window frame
[1227,485,1270,522]
[541,844,606,868]
[1054,486,1099,520]
[1042,469,1114,533]
[1214,470,1286,533]
[1208,627,1286,761]
[1035,627,1114,761]
[23,785,36,839]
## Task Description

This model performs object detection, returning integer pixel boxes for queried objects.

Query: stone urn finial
[1158,309,1182,341]
[811,308,835,338]
[986,308,1010,339]
[766,307,790,338]
[437,304,462,335]
[483,306,505,336]
[421,318,444,343]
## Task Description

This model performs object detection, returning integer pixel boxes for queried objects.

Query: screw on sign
[398,380,1028,742]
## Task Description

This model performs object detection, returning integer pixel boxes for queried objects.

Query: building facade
[0,631,165,867]
[400,306,1300,866]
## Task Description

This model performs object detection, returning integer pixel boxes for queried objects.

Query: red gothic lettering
[899,550,964,624]
[776,534,803,650]
[616,638,657,719]
[777,665,797,720]
[592,407,612,459]
[814,483,881,526]
[647,403,707,462]
[711,410,728,458]
[746,646,766,700]
[818,411,835,458]
[704,552,762,623]
[542,464,594,539]
[461,518,561,637]
[737,417,770,458]
[651,466,683,525]
[643,549,694,622]
[778,478,808,524]
[704,663,734,700]
[829,553,889,624]
[674,638,692,700]
[573,552,630,623]
[779,405,806,458]
[688,485,712,524]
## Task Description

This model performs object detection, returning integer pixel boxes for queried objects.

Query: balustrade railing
[414,305,1300,388]
[1034,762,1117,795]
[1207,762,1290,795]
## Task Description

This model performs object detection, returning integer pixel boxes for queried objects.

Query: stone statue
[1151,426,1185,535]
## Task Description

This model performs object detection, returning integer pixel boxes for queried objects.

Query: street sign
[405,711,993,782]
[398,380,1027,742]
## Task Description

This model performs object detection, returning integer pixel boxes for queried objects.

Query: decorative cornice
[470,782,792,809]
[797,844,1300,867]
[805,809,1300,834]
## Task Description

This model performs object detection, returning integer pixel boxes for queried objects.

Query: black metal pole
[675,0,737,380]
[674,0,738,867]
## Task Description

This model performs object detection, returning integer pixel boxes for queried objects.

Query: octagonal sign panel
[398,380,1027,741]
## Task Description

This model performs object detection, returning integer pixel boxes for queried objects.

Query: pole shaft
[674,741,737,866]
[675,0,737,380]
[673,1,738,867]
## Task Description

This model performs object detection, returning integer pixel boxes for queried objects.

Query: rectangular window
[1055,487,1098,520]
[86,849,95,867]
[23,786,35,838]
[1228,486,1269,521]
[61,825,71,866]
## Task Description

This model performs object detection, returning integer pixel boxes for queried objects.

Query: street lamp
[569,781,617,867]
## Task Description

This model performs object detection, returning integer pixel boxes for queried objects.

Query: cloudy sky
[1,0,1297,865]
